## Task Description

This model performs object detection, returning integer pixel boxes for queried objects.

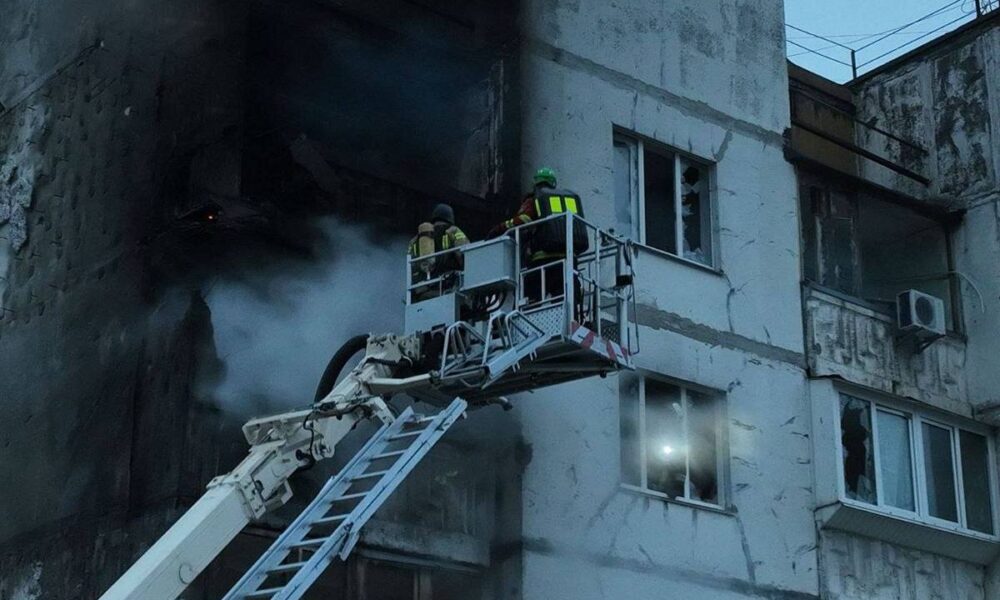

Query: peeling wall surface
[804,287,969,415]
[515,1,817,598]
[853,22,1000,205]
[816,15,1000,600]
[817,530,986,599]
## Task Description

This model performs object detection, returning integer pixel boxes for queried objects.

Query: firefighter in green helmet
[490,167,587,305]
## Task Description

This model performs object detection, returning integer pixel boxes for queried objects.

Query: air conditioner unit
[896,289,946,338]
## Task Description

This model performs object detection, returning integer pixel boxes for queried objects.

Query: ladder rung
[314,514,349,525]
[413,416,436,424]
[373,450,407,460]
[334,492,368,501]
[266,561,307,574]
[245,587,283,599]
[290,537,328,549]
[352,470,389,481]
[388,430,424,440]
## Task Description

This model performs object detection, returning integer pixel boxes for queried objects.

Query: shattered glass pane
[644,379,686,498]
[840,395,877,504]
[922,422,958,522]
[687,389,719,504]
[680,159,711,265]
[876,410,914,511]
[960,430,994,534]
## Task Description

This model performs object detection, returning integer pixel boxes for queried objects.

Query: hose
[313,334,370,403]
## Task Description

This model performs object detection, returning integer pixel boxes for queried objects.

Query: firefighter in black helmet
[408,203,469,298]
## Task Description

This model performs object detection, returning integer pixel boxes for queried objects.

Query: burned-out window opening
[614,131,715,267]
[838,393,997,535]
[351,556,485,600]
[620,375,725,506]
[800,174,961,331]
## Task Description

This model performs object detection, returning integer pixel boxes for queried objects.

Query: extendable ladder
[222,398,467,600]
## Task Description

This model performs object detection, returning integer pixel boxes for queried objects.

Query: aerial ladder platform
[99,213,638,600]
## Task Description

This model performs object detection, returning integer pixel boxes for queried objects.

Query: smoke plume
[205,219,406,417]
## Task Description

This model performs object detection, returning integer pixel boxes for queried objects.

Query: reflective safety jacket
[502,188,585,262]
[408,221,469,274]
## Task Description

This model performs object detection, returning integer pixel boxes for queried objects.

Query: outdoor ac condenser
[896,289,946,338]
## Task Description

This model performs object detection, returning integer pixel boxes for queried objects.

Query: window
[620,375,725,506]
[800,174,960,330]
[839,393,996,535]
[614,131,715,266]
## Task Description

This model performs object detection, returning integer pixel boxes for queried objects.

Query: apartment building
[0,1,997,599]
[787,9,1000,598]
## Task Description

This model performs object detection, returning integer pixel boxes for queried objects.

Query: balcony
[803,285,967,411]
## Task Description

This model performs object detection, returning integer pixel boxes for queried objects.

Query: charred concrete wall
[0,0,249,595]
[0,0,519,597]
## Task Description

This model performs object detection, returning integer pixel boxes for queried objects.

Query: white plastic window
[613,132,714,267]
[839,393,997,535]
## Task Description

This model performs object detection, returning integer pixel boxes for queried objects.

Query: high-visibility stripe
[534,199,541,215]
[549,196,563,213]
[565,196,578,214]
[442,236,451,249]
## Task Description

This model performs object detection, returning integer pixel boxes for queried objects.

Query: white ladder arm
[98,335,417,600]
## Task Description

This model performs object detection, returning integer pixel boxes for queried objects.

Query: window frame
[798,174,964,334]
[836,389,1000,539]
[619,373,729,511]
[613,129,719,270]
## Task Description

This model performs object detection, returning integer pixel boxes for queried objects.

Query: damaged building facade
[787,8,1000,599]
[0,1,998,599]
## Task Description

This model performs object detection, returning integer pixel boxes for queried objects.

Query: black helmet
[430,203,455,225]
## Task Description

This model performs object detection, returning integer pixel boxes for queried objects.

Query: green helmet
[533,167,557,188]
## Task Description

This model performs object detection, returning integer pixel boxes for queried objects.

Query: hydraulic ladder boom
[100,213,639,600]
[99,335,424,600]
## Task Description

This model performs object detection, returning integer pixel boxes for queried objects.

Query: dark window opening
[922,422,959,522]
[841,395,877,503]
[960,431,994,534]
[643,148,677,255]
[800,175,959,330]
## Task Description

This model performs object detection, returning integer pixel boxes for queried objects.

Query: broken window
[838,393,996,534]
[800,175,960,330]
[620,375,725,506]
[840,395,877,503]
[614,131,715,266]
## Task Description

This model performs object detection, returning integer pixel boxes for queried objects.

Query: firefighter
[408,203,469,298]
[490,167,587,305]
